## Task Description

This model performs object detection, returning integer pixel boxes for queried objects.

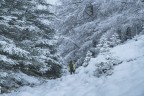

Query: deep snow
[45,0,61,5]
[1,35,144,96]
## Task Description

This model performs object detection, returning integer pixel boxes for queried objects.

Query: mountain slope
[54,0,144,65]
[3,34,144,96]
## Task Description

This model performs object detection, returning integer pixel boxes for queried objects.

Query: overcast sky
[45,0,61,5]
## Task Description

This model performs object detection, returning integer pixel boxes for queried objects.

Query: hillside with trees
[1,0,144,95]
[0,0,61,93]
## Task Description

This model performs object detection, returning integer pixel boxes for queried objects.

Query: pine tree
[97,37,110,54]
[0,0,61,93]
[94,35,121,77]
[83,51,92,67]
[109,33,121,47]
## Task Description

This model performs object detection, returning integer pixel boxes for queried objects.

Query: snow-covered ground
[1,35,144,96]
[45,0,61,5]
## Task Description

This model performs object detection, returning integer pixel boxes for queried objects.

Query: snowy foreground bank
[1,35,144,96]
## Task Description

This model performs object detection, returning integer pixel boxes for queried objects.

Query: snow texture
[2,35,144,96]
[45,0,61,5]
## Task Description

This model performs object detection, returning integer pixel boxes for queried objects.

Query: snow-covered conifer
[109,33,121,47]
[83,51,92,67]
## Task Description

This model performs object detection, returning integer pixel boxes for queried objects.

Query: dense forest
[0,0,61,93]
[1,0,144,95]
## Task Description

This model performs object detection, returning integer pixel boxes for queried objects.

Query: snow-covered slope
[54,0,144,65]
[45,0,61,5]
[2,35,144,96]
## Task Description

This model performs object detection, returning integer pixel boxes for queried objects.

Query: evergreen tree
[0,0,61,93]
[97,36,110,54]
[94,35,121,77]
[83,51,92,67]
[109,33,121,47]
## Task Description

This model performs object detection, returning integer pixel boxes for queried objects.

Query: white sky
[45,0,61,5]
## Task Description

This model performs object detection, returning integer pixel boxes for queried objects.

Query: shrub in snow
[109,33,121,47]
[83,51,92,67]
[94,48,122,77]
[91,35,122,77]
[94,56,121,77]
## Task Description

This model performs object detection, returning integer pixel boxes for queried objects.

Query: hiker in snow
[68,60,76,74]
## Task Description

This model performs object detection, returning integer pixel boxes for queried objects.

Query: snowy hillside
[0,0,62,93]
[2,35,144,96]
[1,0,144,95]
[54,0,144,66]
